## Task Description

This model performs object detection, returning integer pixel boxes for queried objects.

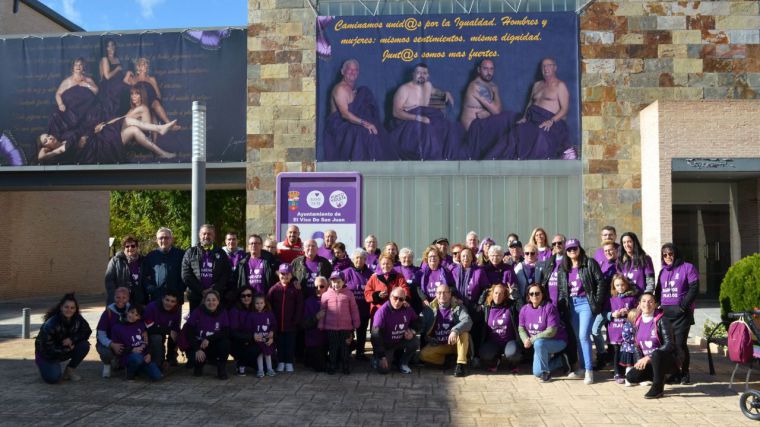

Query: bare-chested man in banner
[389,63,462,160]
[460,59,517,160]
[324,59,389,161]
[509,58,576,160]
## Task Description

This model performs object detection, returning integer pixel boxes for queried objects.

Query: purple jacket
[143,300,181,334]
[303,295,327,347]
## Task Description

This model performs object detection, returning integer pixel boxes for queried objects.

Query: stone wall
[580,0,760,247]
[247,0,316,237]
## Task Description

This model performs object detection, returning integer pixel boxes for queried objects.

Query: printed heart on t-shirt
[254,269,260,274]
[644,340,653,348]
[398,323,405,330]
[262,325,268,331]
[497,319,504,325]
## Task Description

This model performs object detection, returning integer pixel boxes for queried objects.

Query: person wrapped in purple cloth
[508,58,576,160]
[390,63,462,160]
[324,59,391,161]
[111,305,162,381]
[461,59,518,160]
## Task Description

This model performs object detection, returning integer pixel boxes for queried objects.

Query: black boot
[680,371,691,385]
[644,383,664,399]
[593,353,608,371]
[217,361,228,380]
[665,372,681,384]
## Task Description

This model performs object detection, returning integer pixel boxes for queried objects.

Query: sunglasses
[528,292,542,297]
[241,294,253,298]
[551,242,563,247]
[317,285,327,289]
[566,247,579,252]
[662,252,674,258]
[124,244,137,249]
[524,251,536,256]
[452,251,461,256]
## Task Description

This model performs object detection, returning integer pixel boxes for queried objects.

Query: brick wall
[0,191,110,299]
[580,0,760,246]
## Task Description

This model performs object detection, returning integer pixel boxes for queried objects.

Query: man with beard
[509,58,575,159]
[182,224,231,310]
[323,59,388,161]
[461,60,517,159]
[389,63,461,160]
[277,225,304,264]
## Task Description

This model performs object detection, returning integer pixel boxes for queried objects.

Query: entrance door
[672,204,731,298]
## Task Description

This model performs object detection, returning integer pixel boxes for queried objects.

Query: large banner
[0,29,246,167]
[316,12,580,162]
[276,172,363,253]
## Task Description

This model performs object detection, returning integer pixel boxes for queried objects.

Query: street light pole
[191,101,206,246]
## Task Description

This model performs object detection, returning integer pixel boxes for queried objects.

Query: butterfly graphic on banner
[316,16,333,59]
[183,29,231,50]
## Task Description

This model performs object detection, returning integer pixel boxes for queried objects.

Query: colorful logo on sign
[288,191,300,211]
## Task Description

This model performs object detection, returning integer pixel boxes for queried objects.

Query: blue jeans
[532,338,567,376]
[591,311,609,356]
[570,296,594,371]
[126,353,162,380]
[36,341,90,384]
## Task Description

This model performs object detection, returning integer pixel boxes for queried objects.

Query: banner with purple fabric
[316,12,580,161]
[0,28,246,166]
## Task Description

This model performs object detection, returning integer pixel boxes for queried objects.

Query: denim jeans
[126,352,162,380]
[591,311,609,356]
[531,338,567,376]
[36,341,90,384]
[570,296,594,371]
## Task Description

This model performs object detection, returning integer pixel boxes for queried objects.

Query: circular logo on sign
[306,191,324,208]
[329,190,348,209]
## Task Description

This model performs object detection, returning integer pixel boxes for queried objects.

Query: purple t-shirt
[186,307,229,340]
[226,249,246,271]
[659,262,699,307]
[536,247,552,262]
[247,311,277,339]
[366,252,379,272]
[433,306,454,344]
[372,302,418,345]
[568,267,585,298]
[519,302,567,342]
[618,255,654,293]
[607,295,637,344]
[200,251,214,289]
[111,320,147,365]
[143,300,181,333]
[246,257,266,294]
[635,315,661,356]
[128,259,140,286]
[486,305,515,345]
[423,267,451,301]
[304,258,321,291]
[547,260,561,304]
[96,305,128,337]
[317,246,334,262]
[344,267,372,317]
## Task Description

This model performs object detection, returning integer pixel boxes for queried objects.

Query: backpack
[727,320,754,364]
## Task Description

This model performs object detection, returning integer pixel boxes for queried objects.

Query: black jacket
[557,257,607,315]
[181,245,231,304]
[105,251,145,305]
[141,246,186,302]
[34,314,92,361]
[535,254,561,288]
[291,255,332,296]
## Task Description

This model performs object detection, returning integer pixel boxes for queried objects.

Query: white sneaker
[625,379,635,387]
[399,364,412,374]
[567,368,584,379]
[642,380,653,386]
[584,370,594,385]
[276,362,285,372]
[285,363,294,372]
[102,364,111,378]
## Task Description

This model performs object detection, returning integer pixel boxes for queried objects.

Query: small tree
[719,253,760,319]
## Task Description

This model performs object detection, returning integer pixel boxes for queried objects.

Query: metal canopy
[314,0,594,15]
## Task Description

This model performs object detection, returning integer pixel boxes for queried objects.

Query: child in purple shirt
[111,305,162,381]
[250,295,277,377]
[607,275,639,383]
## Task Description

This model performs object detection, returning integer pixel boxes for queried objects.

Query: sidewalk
[0,296,756,426]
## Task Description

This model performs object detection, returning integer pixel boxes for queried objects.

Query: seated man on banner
[389,63,462,160]
[508,58,577,160]
[460,59,517,160]
[323,59,390,161]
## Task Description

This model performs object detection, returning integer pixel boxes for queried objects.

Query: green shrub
[702,319,726,340]
[719,253,760,319]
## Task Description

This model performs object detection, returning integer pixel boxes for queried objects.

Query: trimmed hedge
[719,253,760,319]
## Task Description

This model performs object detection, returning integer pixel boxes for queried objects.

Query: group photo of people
[36,224,699,400]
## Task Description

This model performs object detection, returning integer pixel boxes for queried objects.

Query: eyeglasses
[566,247,579,252]
[124,244,137,249]
[240,294,253,298]
[528,292,542,297]
[551,242,563,247]
[524,251,536,256]
[452,251,461,256]
[317,285,327,289]
[662,252,674,258]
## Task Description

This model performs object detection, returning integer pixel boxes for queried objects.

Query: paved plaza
[0,297,756,426]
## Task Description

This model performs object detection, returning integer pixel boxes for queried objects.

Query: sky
[39,0,248,31]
